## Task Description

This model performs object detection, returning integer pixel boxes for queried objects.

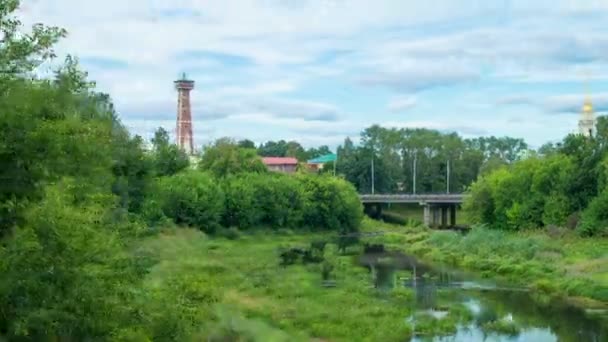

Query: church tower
[578,96,596,137]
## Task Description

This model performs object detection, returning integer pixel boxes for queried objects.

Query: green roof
[308,153,336,164]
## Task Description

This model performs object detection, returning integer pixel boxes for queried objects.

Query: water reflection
[357,249,608,342]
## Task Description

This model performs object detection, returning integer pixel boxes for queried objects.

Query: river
[357,249,608,342]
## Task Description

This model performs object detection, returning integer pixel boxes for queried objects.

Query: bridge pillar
[432,206,440,228]
[423,204,431,227]
[450,204,457,227]
[441,205,448,228]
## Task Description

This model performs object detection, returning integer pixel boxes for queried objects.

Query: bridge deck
[359,194,466,204]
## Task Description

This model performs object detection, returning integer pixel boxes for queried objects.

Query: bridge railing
[358,193,468,203]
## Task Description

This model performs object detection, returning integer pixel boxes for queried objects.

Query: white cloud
[15,0,608,147]
[387,95,417,112]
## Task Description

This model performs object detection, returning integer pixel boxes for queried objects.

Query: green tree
[199,138,267,177]
[0,181,143,339]
[0,0,67,78]
[155,171,225,233]
[150,127,190,177]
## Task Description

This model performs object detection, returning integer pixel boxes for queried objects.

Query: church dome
[582,100,593,113]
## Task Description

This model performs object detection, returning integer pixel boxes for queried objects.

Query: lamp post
[446,159,450,194]
[412,153,417,195]
[371,153,375,194]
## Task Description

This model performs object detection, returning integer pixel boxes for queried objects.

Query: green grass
[128,219,607,340]
[134,226,480,341]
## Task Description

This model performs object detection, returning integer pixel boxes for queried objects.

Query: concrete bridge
[359,194,468,228]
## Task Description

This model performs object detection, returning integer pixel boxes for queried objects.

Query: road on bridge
[359,194,466,204]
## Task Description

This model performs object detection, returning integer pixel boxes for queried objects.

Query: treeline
[0,4,361,339]
[335,126,528,194]
[246,126,529,195]
[238,138,332,162]
[465,119,608,237]
[149,169,362,235]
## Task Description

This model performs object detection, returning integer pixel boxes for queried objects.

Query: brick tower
[174,73,195,155]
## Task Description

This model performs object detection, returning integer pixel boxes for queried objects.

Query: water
[357,250,608,342]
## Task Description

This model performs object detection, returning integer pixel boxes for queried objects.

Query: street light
[412,153,417,195]
[446,159,450,194]
[371,153,375,194]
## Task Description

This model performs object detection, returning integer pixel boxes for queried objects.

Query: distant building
[578,98,596,137]
[262,157,298,173]
[307,153,337,172]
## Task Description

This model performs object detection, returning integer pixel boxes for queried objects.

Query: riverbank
[135,228,417,341]
[360,218,608,309]
[133,222,607,341]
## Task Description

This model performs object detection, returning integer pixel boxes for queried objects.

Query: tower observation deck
[175,73,195,155]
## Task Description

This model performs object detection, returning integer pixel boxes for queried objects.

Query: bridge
[359,193,469,228]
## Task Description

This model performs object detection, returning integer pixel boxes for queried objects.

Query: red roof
[262,157,298,165]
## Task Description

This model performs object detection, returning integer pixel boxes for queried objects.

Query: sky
[17,0,608,150]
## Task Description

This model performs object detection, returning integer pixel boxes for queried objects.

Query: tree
[199,138,267,177]
[150,127,190,177]
[0,0,67,79]
[0,181,143,339]
[237,139,256,149]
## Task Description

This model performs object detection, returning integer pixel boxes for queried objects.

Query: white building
[578,99,596,137]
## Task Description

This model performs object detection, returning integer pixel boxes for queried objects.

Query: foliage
[465,154,578,231]
[336,126,528,194]
[578,189,608,237]
[298,174,363,232]
[155,170,225,233]
[0,0,67,77]
[221,174,260,229]
[257,139,331,161]
[249,173,305,228]
[0,182,142,339]
[199,138,267,177]
[150,127,190,177]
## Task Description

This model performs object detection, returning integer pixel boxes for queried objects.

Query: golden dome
[583,100,593,113]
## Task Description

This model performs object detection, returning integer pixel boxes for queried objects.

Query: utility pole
[371,153,375,194]
[333,150,337,177]
[446,159,450,194]
[412,153,417,194]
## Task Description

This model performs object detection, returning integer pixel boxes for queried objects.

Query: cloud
[382,120,489,136]
[497,92,608,114]
[387,95,417,112]
[496,95,534,106]
[16,0,608,148]
[359,59,480,91]
[542,93,608,113]
[248,98,340,121]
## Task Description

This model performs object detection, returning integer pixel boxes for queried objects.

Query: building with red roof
[262,157,298,173]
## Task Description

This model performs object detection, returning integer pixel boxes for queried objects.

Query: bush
[248,173,305,228]
[156,171,225,234]
[465,155,577,232]
[0,182,141,340]
[298,174,363,232]
[577,189,608,237]
[221,175,260,229]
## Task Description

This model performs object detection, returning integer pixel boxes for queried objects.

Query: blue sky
[19,0,608,150]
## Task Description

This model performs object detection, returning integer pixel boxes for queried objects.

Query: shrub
[248,173,305,228]
[298,174,363,232]
[217,227,241,240]
[156,170,224,233]
[221,175,260,229]
[577,189,608,237]
[0,182,141,340]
